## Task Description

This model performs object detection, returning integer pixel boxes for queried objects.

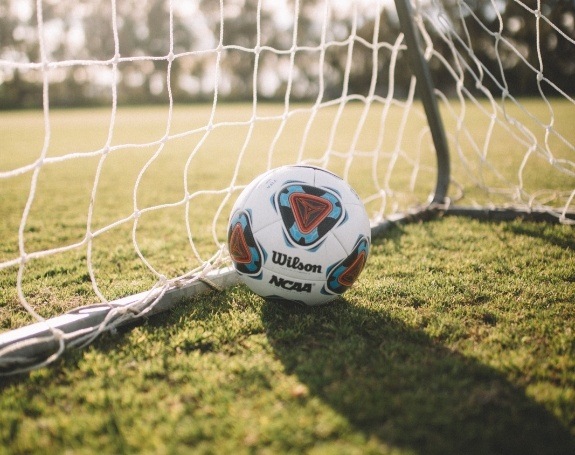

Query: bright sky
[10,0,33,22]
[10,0,397,24]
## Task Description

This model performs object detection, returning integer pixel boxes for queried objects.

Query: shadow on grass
[502,220,575,252]
[261,299,575,455]
[1,288,573,454]
[1,218,573,453]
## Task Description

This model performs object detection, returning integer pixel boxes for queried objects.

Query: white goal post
[0,0,574,374]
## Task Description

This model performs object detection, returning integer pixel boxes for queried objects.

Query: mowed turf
[0,103,574,454]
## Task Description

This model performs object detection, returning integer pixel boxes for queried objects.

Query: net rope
[0,0,573,373]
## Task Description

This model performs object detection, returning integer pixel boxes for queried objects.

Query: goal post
[1,0,574,374]
[395,0,450,207]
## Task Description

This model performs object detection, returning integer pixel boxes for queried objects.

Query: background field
[0,103,574,454]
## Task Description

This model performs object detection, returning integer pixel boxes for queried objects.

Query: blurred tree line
[0,0,573,109]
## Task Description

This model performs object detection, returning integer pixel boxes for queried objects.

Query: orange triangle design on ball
[338,251,366,287]
[290,193,333,234]
[229,223,252,264]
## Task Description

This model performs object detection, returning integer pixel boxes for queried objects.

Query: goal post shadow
[260,296,575,454]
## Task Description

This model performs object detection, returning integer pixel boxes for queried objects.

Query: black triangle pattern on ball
[290,193,333,234]
[276,183,344,248]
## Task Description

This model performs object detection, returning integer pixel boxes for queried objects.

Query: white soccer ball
[227,165,371,306]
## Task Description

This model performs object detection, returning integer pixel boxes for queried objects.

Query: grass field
[0,103,574,454]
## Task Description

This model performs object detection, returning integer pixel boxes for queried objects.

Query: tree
[424,0,575,97]
[1,0,573,109]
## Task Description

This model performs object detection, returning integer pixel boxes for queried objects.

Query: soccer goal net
[0,0,573,373]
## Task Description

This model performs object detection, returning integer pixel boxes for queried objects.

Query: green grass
[1,217,574,454]
[0,103,574,454]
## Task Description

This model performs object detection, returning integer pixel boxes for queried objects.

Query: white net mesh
[0,0,574,372]
[419,0,575,216]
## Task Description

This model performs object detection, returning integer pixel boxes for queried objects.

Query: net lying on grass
[0,0,573,374]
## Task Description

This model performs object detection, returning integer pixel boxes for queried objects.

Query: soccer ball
[227,165,370,306]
